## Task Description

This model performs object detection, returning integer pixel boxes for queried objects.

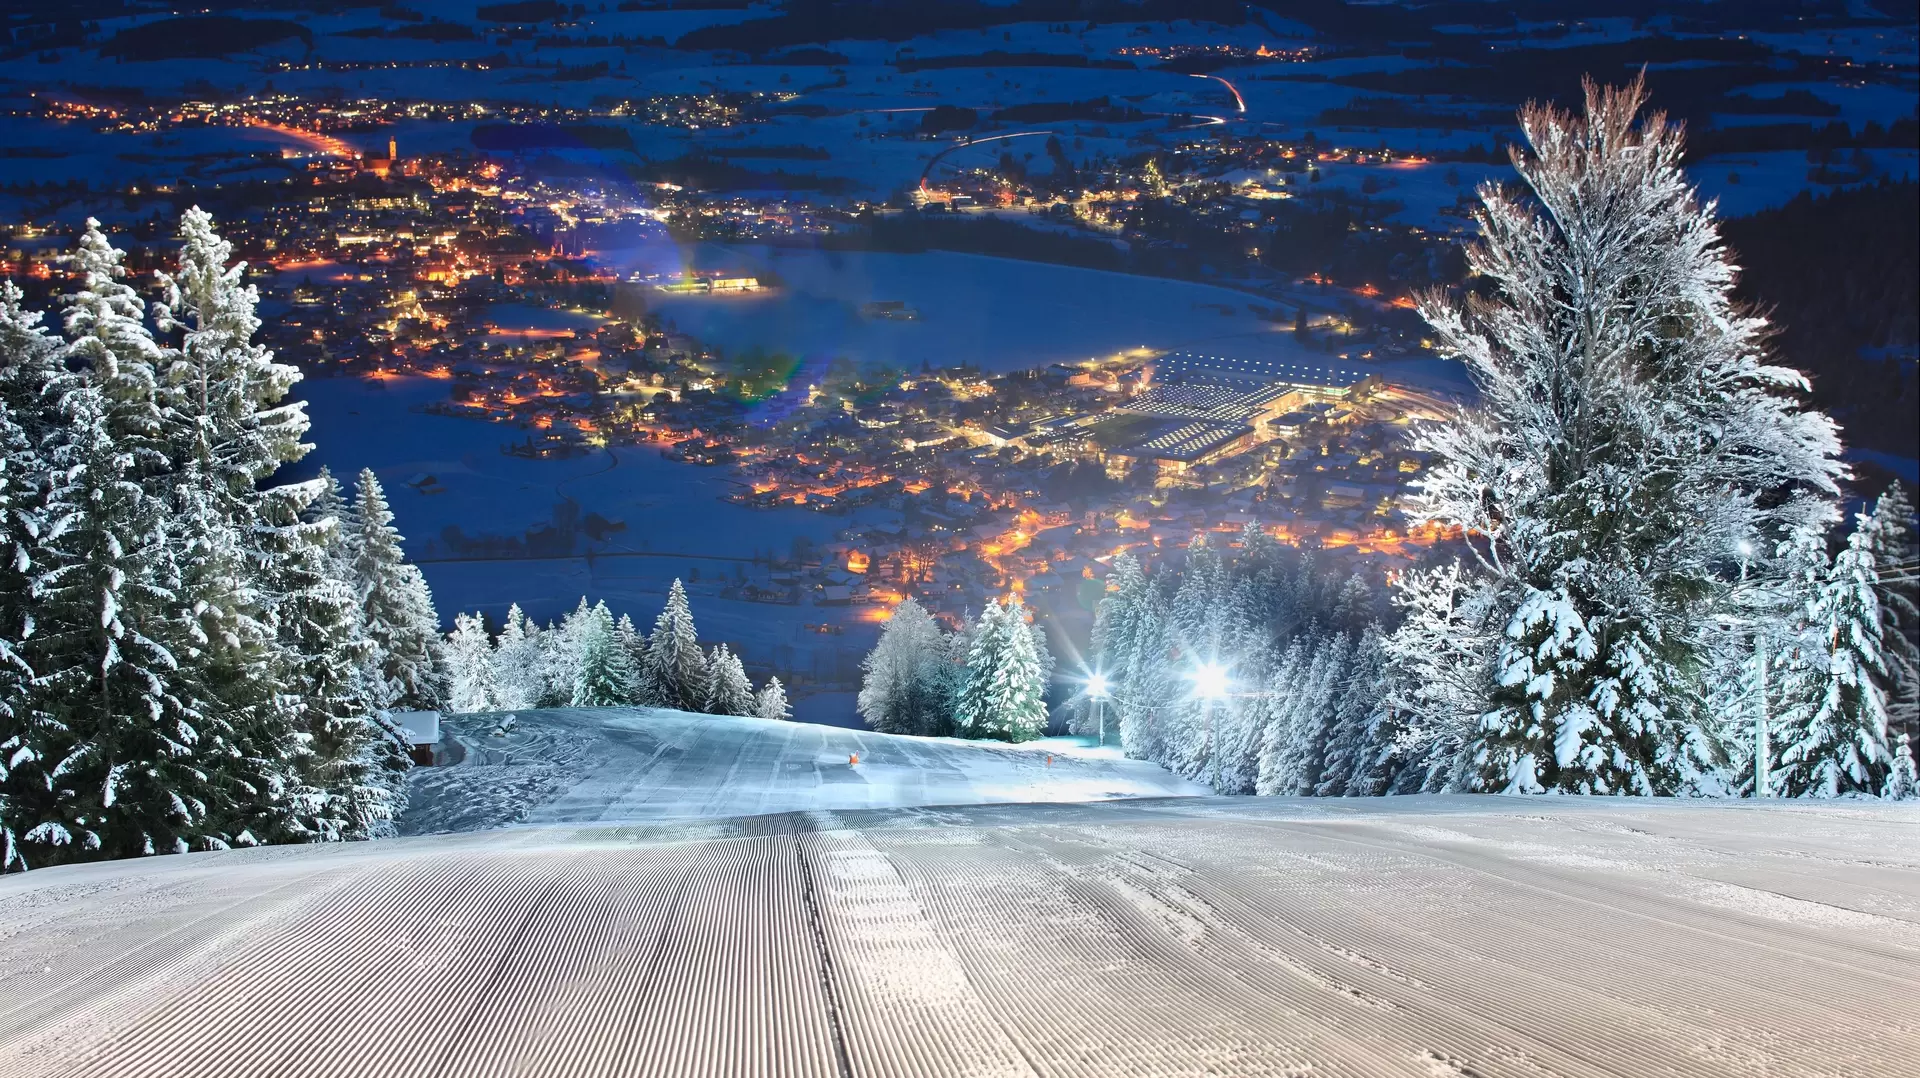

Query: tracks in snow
[1,798,1916,1077]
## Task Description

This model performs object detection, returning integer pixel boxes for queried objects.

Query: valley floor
[2,790,1916,1076]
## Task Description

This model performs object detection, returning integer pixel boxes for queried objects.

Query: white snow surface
[1,792,1916,1077]
[400,706,1208,833]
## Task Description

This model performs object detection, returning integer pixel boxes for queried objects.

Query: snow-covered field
[2,782,1915,1077]
[602,242,1328,375]
[402,706,1208,834]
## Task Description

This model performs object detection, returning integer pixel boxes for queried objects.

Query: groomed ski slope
[1,716,1917,1077]
[399,707,1211,834]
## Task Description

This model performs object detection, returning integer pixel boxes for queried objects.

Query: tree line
[0,213,448,870]
[440,579,791,723]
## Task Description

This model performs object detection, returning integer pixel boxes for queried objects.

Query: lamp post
[1085,672,1111,747]
[1192,661,1230,790]
[1737,540,1770,799]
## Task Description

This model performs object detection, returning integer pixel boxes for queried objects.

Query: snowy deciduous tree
[642,579,707,712]
[703,644,755,717]
[755,676,791,721]
[955,596,1050,742]
[1393,78,1843,795]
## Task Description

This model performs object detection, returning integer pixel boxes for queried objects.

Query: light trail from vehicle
[1191,73,1246,113]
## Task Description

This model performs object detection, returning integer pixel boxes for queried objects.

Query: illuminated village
[5,86,1466,652]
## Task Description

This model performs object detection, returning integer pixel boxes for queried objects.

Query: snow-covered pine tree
[571,602,639,708]
[755,676,791,721]
[0,282,55,870]
[1283,633,1353,795]
[1863,483,1918,751]
[1886,733,1917,800]
[1332,573,1376,633]
[169,466,303,848]
[955,596,1049,742]
[858,596,947,734]
[1395,78,1843,795]
[278,501,392,841]
[149,208,326,843]
[703,644,755,716]
[446,612,502,713]
[348,468,445,712]
[16,227,218,864]
[1253,640,1308,796]
[643,579,707,711]
[1315,628,1391,796]
[490,604,541,710]
[1773,516,1892,798]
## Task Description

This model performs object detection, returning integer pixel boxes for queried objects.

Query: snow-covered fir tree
[1887,734,1918,800]
[572,602,640,708]
[280,497,394,841]
[860,595,940,730]
[0,214,454,868]
[13,225,215,864]
[347,468,445,712]
[1255,635,1350,796]
[955,596,1050,742]
[446,612,503,714]
[642,579,707,712]
[1391,78,1843,795]
[703,644,755,716]
[857,596,950,735]
[754,676,791,721]
[1773,515,1892,798]
[1863,483,1918,752]
[490,604,541,711]
[0,284,53,870]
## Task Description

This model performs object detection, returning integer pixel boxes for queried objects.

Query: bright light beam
[1085,672,1110,700]
[1191,662,1230,701]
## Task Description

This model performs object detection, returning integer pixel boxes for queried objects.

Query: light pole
[1192,661,1230,790]
[1085,672,1111,747]
[1737,540,1770,799]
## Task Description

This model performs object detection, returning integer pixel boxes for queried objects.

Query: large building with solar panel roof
[1099,351,1381,476]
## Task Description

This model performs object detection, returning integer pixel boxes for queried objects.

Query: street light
[1084,671,1110,746]
[1734,539,1770,799]
[1192,661,1230,790]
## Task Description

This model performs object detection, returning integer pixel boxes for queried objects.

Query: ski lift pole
[1754,633,1769,799]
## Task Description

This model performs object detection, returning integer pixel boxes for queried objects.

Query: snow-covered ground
[600,241,1328,375]
[401,706,1208,834]
[2,791,1915,1077]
